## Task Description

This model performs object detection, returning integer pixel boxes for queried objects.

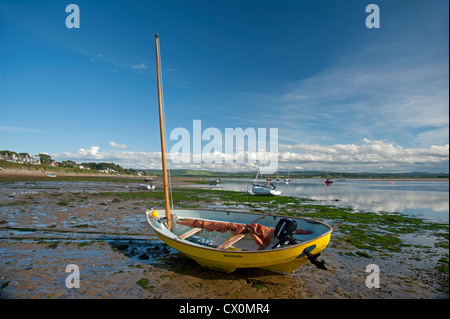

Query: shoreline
[1,169,448,182]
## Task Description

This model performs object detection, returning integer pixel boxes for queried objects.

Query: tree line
[1,150,136,175]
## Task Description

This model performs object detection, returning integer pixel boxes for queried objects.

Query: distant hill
[142,169,449,179]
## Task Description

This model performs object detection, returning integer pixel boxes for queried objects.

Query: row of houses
[0,153,41,165]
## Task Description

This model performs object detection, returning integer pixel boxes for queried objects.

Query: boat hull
[146,209,332,273]
[139,184,155,189]
[251,186,281,196]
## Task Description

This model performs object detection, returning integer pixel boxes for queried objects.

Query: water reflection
[214,179,449,223]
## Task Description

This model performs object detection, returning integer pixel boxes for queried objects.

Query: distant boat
[324,169,333,185]
[47,174,56,178]
[252,168,281,196]
[140,184,155,190]
[252,182,281,196]
[209,179,221,184]
[284,173,292,184]
[284,171,292,184]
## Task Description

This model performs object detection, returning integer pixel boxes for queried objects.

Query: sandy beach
[0,170,448,300]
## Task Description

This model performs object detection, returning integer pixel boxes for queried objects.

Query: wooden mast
[154,33,171,229]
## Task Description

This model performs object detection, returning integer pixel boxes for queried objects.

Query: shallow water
[209,179,449,223]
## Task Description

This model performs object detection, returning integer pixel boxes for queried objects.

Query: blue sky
[0,0,448,172]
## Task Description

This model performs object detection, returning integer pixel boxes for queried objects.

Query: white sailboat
[139,184,155,190]
[284,171,292,184]
[251,166,281,196]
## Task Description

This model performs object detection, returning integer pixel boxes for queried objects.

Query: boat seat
[216,234,246,250]
[178,227,202,240]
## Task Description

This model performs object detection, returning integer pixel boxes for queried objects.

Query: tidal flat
[0,175,448,299]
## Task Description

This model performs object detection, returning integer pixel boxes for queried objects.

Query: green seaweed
[137,278,155,292]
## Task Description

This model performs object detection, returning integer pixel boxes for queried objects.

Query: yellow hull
[147,209,332,273]
[156,232,331,273]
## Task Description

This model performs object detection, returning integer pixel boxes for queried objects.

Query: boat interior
[147,209,331,252]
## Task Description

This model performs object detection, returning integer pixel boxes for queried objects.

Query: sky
[0,0,448,173]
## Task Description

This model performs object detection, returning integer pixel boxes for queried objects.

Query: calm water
[1,178,448,224]
[209,179,449,223]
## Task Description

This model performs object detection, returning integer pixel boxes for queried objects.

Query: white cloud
[57,146,162,169]
[75,146,102,159]
[131,63,147,70]
[109,141,128,149]
[278,139,449,172]
[54,140,449,173]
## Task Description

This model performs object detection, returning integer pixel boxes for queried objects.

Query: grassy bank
[0,160,140,178]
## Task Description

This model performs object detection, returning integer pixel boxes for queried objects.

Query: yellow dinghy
[146,208,332,273]
[145,34,332,273]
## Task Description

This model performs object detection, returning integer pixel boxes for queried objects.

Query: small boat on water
[324,169,333,185]
[209,179,221,184]
[145,34,332,273]
[140,184,155,190]
[284,171,292,184]
[251,182,281,196]
[251,157,280,196]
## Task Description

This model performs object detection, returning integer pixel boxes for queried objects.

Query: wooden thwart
[216,212,274,250]
[217,234,246,250]
[178,227,202,240]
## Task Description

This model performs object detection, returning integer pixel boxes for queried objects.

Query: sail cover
[177,219,274,249]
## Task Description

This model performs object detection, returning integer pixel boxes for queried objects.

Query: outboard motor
[271,218,297,249]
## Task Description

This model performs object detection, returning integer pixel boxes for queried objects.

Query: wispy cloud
[266,60,448,147]
[131,63,147,70]
[235,34,449,149]
[109,141,128,149]
[90,54,102,62]
[0,125,42,133]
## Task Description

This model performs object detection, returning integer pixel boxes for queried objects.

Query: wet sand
[0,170,448,300]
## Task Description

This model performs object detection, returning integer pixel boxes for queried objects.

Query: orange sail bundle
[177,219,274,249]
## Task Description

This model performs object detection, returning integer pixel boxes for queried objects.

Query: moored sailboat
[251,182,281,196]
